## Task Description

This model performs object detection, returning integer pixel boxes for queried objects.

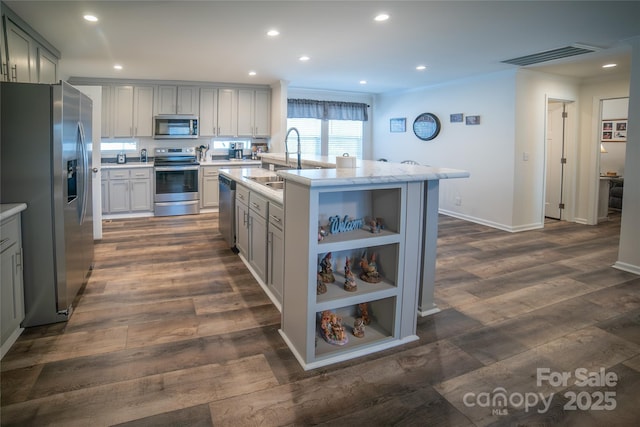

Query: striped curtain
[288,99,368,121]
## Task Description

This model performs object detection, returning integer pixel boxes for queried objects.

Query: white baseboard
[612,261,640,276]
[438,209,543,233]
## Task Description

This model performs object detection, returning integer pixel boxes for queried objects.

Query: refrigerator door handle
[77,121,89,225]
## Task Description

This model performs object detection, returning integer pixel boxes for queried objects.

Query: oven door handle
[154,166,200,172]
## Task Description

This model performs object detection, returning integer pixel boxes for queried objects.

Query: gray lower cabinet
[102,168,152,214]
[235,185,250,257]
[267,202,284,305]
[247,191,268,282]
[200,166,219,209]
[235,184,268,283]
[1,211,25,357]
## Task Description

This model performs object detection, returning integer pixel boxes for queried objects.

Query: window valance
[288,98,369,121]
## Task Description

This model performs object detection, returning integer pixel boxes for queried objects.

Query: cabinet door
[201,172,220,208]
[156,86,177,114]
[101,178,109,213]
[0,218,24,346]
[254,90,271,136]
[268,222,284,304]
[235,200,249,257]
[217,88,237,136]
[199,88,218,136]
[130,179,151,211]
[113,86,134,137]
[108,179,130,212]
[37,47,57,84]
[101,86,113,138]
[5,20,33,82]
[249,210,268,282]
[133,86,154,136]
[237,89,254,137]
[177,86,199,115]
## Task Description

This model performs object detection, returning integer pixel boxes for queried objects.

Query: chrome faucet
[285,127,302,170]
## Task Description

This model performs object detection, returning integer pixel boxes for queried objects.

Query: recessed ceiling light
[359,80,367,85]
[299,55,310,62]
[267,29,279,37]
[248,71,257,76]
[113,64,123,70]
[83,14,98,22]
[602,63,617,68]
[374,13,389,22]
[416,65,427,71]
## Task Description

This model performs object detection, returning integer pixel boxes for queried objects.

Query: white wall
[616,36,640,275]
[374,70,518,230]
[575,77,630,224]
[514,70,580,229]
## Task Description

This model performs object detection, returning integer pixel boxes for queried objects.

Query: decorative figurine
[343,257,357,292]
[359,253,382,283]
[316,273,327,295]
[368,217,383,233]
[319,310,348,345]
[358,302,371,325]
[353,318,365,338]
[318,226,328,241]
[319,252,335,283]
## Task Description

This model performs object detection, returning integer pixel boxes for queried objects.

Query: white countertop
[101,159,262,168]
[0,203,27,221]
[199,159,262,167]
[101,161,153,169]
[218,168,284,204]
[260,153,470,187]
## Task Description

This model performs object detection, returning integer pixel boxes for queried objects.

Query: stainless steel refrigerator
[1,81,94,327]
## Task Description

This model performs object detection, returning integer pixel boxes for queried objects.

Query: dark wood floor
[2,212,639,426]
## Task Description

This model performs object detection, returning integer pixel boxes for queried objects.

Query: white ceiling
[5,1,640,94]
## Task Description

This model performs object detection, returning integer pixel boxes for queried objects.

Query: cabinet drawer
[249,192,268,218]
[236,185,250,204]
[268,203,284,230]
[130,168,151,179]
[108,169,130,180]
[201,167,219,177]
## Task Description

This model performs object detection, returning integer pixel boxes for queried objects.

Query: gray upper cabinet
[102,85,154,138]
[4,19,33,82]
[155,85,199,115]
[237,89,270,137]
[2,10,59,84]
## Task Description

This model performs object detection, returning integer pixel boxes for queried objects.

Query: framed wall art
[601,119,627,142]
[465,115,480,125]
[390,118,406,133]
[450,113,463,123]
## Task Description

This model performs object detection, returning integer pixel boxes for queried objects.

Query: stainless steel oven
[154,147,200,216]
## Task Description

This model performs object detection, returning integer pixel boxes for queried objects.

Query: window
[100,139,137,153]
[286,118,363,158]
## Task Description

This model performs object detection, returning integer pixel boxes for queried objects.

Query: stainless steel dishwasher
[218,174,238,252]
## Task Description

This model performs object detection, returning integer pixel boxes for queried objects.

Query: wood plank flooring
[2,213,639,426]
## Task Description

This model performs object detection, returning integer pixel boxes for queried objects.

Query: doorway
[545,101,567,220]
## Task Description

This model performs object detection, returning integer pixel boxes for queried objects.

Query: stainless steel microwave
[153,115,199,139]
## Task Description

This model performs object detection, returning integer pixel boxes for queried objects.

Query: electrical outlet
[455,196,462,206]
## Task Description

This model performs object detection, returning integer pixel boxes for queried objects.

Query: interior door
[545,101,566,219]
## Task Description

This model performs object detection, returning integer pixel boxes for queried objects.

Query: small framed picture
[390,117,406,133]
[466,115,480,125]
[450,113,463,123]
[601,119,627,142]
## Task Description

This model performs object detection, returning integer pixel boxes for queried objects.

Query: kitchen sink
[246,175,284,184]
[264,181,285,190]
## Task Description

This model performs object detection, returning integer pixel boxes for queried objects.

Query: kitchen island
[222,156,469,369]
[275,159,469,369]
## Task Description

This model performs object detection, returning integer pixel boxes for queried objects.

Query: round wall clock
[413,113,441,141]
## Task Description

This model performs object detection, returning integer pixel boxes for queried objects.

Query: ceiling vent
[501,44,599,66]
